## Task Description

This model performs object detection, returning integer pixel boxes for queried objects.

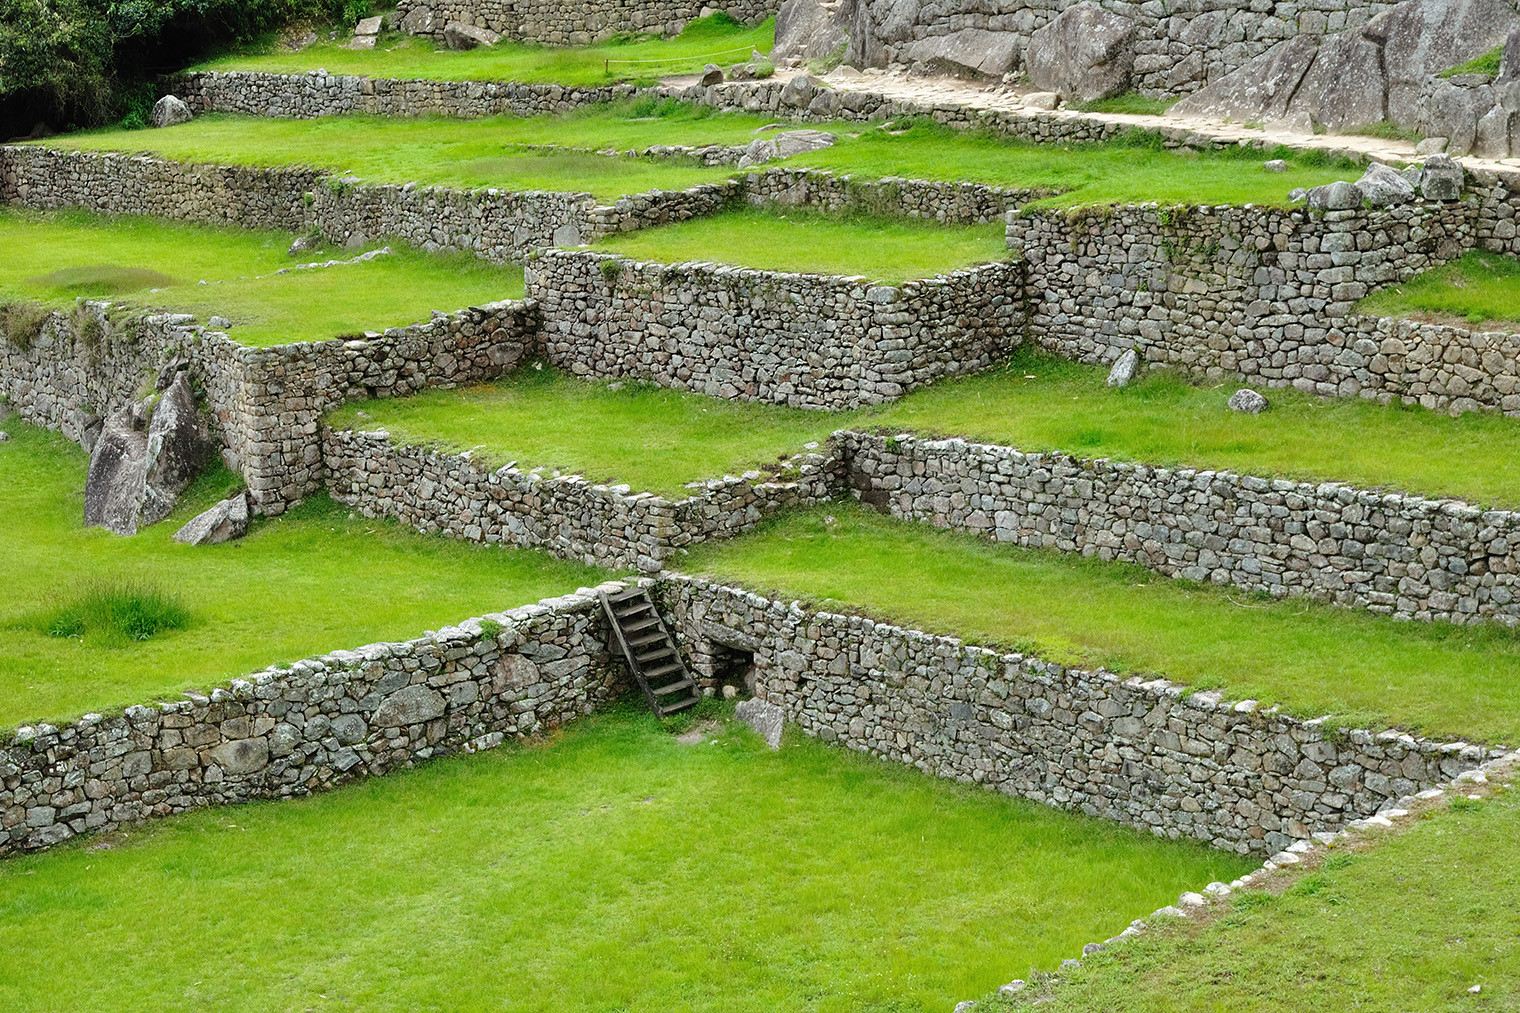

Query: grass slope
[0,424,608,728]
[1358,250,1520,331]
[46,109,1349,208]
[196,14,776,86]
[686,505,1520,744]
[593,207,1007,282]
[0,706,1251,1013]
[0,210,524,347]
[989,786,1520,1011]
[332,355,1520,508]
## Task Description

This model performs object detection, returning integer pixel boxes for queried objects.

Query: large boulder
[773,0,853,63]
[737,129,836,169]
[901,29,1019,79]
[442,21,501,50]
[1355,162,1417,206]
[150,95,193,129]
[1377,0,1518,125]
[398,4,435,34]
[173,492,250,546]
[1420,152,1465,199]
[1172,34,1320,124]
[1026,3,1137,103]
[84,371,211,536]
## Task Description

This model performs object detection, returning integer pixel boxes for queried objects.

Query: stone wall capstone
[662,575,1497,855]
[0,584,632,856]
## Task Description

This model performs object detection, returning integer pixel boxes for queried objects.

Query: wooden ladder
[600,586,700,718]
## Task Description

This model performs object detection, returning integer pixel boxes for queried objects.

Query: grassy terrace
[42,106,1348,207]
[0,424,607,728]
[593,207,1007,282]
[196,13,776,86]
[0,706,1251,1012]
[989,785,1520,1011]
[685,505,1520,744]
[0,210,524,347]
[1359,250,1520,331]
[332,356,1520,508]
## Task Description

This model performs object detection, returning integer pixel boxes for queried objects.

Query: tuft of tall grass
[21,580,192,645]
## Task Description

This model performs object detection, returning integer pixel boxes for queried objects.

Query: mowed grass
[685,505,1520,744]
[0,210,524,346]
[0,706,1252,1013]
[988,787,1520,1011]
[0,424,609,728]
[1359,250,1520,331]
[331,354,1520,507]
[196,13,776,86]
[327,365,844,498]
[47,107,1348,207]
[593,207,1008,282]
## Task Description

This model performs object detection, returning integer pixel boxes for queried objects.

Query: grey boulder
[84,371,211,536]
[1420,153,1464,200]
[1305,179,1362,210]
[173,492,250,546]
[772,0,852,63]
[150,95,193,128]
[1227,388,1270,414]
[900,28,1019,79]
[1354,162,1417,206]
[735,698,785,749]
[442,21,500,49]
[1026,3,1137,103]
[399,4,435,33]
[737,128,836,169]
[1106,348,1139,387]
[700,63,724,86]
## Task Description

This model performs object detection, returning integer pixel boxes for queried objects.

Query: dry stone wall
[1005,199,1520,414]
[662,576,1496,855]
[740,164,1047,223]
[0,586,631,856]
[394,0,775,44]
[323,428,839,571]
[530,249,1022,408]
[839,430,1520,627]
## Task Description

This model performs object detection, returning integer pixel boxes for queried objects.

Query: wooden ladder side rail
[600,589,666,717]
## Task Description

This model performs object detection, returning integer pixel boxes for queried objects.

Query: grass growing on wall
[591,207,1009,282]
[45,106,1350,208]
[686,504,1520,744]
[195,13,777,86]
[0,210,525,347]
[0,424,610,728]
[0,706,1252,1012]
[1357,250,1520,330]
[980,787,1520,1011]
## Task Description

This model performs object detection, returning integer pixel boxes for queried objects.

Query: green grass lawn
[1358,250,1520,331]
[0,705,1251,1012]
[987,785,1520,1011]
[685,505,1520,744]
[327,365,844,497]
[0,423,608,728]
[329,354,1520,507]
[592,207,1008,282]
[45,107,1349,208]
[195,13,775,86]
[0,209,524,347]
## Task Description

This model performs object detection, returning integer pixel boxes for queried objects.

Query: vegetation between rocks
[1358,250,1520,331]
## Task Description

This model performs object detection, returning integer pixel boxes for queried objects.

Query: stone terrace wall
[839,431,1520,627]
[740,165,1047,224]
[0,299,535,514]
[394,0,775,44]
[0,145,730,262]
[662,576,1494,855]
[1005,200,1520,411]
[0,585,631,855]
[530,249,1023,409]
[323,428,838,571]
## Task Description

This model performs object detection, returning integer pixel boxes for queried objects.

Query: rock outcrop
[1172,0,1520,132]
[773,0,853,63]
[1420,28,1520,156]
[902,29,1020,79]
[736,128,837,169]
[150,95,193,129]
[1026,3,1137,103]
[442,21,501,49]
[83,371,212,536]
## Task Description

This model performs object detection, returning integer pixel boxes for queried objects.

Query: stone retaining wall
[741,165,1046,224]
[1,299,536,514]
[1004,199,1520,413]
[663,576,1495,855]
[529,249,1023,408]
[838,430,1520,627]
[322,428,838,571]
[393,0,775,45]
[0,585,631,856]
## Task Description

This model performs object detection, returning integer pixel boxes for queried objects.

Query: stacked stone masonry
[323,428,838,571]
[529,249,1023,408]
[663,576,1496,855]
[839,431,1520,627]
[393,0,775,44]
[0,586,630,856]
[1007,198,1520,415]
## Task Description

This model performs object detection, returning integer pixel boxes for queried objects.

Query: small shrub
[1440,46,1502,79]
[21,581,192,645]
[749,59,776,80]
[2,301,52,351]
[340,0,373,31]
[599,258,624,284]
[69,304,106,357]
[477,618,504,642]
